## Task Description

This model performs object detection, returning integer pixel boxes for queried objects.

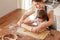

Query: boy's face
[37,18,44,22]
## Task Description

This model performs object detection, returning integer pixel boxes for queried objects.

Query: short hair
[32,0,43,2]
[37,10,48,21]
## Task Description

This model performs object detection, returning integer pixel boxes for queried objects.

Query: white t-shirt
[32,18,47,26]
[27,5,53,20]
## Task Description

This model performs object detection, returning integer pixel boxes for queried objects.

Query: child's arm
[23,20,34,25]
[31,21,48,33]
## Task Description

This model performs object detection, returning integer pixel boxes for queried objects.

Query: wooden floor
[0,9,60,40]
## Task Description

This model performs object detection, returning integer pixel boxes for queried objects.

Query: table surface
[0,9,60,40]
[17,30,60,40]
[0,28,60,40]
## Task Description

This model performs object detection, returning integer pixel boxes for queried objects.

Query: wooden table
[17,30,60,40]
[0,9,60,40]
[0,28,11,37]
[0,9,25,28]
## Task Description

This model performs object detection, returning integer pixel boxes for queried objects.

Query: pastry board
[17,24,50,39]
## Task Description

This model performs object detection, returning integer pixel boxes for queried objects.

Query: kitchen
[0,0,60,40]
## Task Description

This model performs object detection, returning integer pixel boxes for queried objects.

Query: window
[22,0,32,10]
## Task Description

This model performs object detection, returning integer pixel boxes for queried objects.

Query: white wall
[17,0,22,8]
[56,16,60,31]
[54,4,60,16]
[54,4,60,31]
[0,0,17,17]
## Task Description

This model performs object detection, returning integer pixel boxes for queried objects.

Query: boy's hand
[31,27,39,33]
[31,27,43,33]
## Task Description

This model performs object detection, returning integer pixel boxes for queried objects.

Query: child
[32,10,48,26]
[21,10,48,33]
[23,10,48,26]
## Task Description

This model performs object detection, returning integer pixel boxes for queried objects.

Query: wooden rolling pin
[21,24,32,31]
